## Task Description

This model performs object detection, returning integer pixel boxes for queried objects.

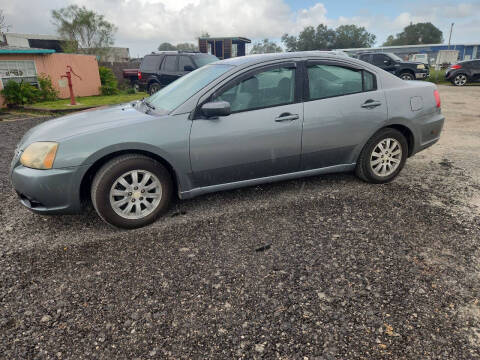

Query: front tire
[91,154,173,229]
[355,128,408,184]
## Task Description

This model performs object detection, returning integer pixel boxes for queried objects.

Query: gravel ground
[1,85,480,359]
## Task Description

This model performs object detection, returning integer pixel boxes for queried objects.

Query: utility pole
[448,23,454,49]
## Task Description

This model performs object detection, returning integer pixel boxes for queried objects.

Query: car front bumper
[10,164,85,214]
[415,71,429,79]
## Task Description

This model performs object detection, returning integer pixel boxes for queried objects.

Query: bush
[98,66,119,95]
[125,87,136,94]
[426,69,448,84]
[0,80,40,107]
[37,74,59,101]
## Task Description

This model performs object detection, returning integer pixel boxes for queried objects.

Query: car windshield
[146,64,233,114]
[387,53,403,62]
[193,54,219,67]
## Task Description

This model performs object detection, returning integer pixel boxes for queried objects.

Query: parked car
[10,52,444,229]
[137,51,218,94]
[445,59,480,86]
[122,68,140,90]
[358,52,429,80]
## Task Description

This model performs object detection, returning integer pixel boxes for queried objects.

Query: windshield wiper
[142,98,156,110]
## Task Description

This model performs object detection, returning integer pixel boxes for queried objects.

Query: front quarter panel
[54,113,193,192]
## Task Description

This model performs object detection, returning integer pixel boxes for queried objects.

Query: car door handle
[361,100,382,109]
[275,113,299,122]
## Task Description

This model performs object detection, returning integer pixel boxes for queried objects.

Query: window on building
[0,60,38,86]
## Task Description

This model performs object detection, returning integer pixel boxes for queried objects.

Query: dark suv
[358,52,429,81]
[138,51,218,94]
[445,60,480,86]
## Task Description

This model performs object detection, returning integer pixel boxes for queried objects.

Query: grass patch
[426,69,449,85]
[32,92,147,110]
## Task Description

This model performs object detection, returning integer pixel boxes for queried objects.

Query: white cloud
[2,0,480,56]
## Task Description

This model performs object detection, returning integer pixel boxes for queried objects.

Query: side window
[307,64,362,100]
[179,56,195,71]
[162,56,178,72]
[359,54,370,62]
[372,54,390,66]
[213,67,295,113]
[363,71,376,92]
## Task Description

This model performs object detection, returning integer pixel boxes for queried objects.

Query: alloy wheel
[370,138,402,177]
[109,170,162,219]
[454,74,467,86]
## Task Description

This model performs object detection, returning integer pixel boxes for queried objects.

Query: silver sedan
[10,52,444,228]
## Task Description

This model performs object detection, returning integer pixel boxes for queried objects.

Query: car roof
[211,51,354,67]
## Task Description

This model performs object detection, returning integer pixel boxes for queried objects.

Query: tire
[148,82,161,95]
[452,73,468,86]
[91,154,173,229]
[399,72,414,81]
[355,128,408,184]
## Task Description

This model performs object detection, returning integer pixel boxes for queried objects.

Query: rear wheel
[91,154,173,229]
[452,73,468,86]
[148,82,161,95]
[355,128,408,183]
[399,72,414,81]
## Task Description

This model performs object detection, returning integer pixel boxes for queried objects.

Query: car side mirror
[201,101,231,118]
[384,60,391,65]
[184,65,194,71]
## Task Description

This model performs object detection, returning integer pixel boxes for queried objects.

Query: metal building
[339,43,480,62]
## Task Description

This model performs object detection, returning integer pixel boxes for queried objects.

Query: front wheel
[355,128,408,184]
[91,154,173,229]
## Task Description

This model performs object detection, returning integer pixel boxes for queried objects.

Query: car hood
[19,103,153,147]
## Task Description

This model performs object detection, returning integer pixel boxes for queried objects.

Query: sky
[1,0,479,57]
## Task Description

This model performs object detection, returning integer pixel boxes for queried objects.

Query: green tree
[333,25,376,48]
[282,24,375,51]
[158,42,177,51]
[51,5,116,54]
[250,39,282,54]
[176,42,198,51]
[383,22,443,46]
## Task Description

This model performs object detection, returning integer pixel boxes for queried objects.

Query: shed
[198,37,251,59]
[0,47,101,107]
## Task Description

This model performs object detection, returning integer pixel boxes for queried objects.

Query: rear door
[471,60,480,81]
[160,55,181,85]
[189,62,303,187]
[301,61,387,170]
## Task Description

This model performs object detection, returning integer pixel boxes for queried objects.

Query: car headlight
[417,64,425,69]
[20,142,58,169]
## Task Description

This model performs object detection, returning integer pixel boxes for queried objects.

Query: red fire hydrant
[61,66,82,105]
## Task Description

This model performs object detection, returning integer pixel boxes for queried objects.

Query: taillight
[451,64,462,70]
[138,71,142,80]
[433,90,441,108]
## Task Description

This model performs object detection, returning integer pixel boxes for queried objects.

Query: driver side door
[189,63,303,188]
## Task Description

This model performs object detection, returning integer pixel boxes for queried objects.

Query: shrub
[125,87,136,94]
[0,80,40,107]
[426,69,448,84]
[98,66,119,95]
[37,74,59,101]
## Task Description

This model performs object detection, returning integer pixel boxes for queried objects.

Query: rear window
[140,55,162,72]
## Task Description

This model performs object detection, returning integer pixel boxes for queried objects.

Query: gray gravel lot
[1,85,480,359]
